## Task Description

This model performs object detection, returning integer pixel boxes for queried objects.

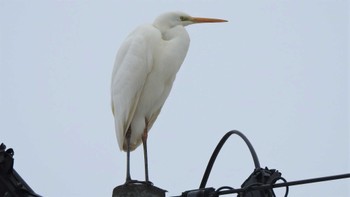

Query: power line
[216,173,350,196]
[175,130,350,197]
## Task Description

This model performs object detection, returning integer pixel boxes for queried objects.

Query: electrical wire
[174,130,350,197]
[216,173,350,196]
[199,130,261,189]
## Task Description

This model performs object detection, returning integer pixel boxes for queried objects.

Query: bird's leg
[125,129,132,184]
[142,127,153,185]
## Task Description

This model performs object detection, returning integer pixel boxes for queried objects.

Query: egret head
[154,12,227,29]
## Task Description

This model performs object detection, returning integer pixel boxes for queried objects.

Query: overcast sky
[1,1,349,196]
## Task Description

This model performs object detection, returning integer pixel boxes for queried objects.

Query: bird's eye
[180,16,186,21]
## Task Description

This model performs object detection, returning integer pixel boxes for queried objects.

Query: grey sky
[1,1,349,196]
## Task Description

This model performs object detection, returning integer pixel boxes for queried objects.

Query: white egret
[111,11,227,184]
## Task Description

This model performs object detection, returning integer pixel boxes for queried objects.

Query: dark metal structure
[0,143,41,197]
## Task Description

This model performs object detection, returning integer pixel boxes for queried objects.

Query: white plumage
[111,11,227,183]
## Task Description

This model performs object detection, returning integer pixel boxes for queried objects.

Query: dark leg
[142,129,152,185]
[125,129,132,183]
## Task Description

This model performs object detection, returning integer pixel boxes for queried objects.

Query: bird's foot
[124,179,154,186]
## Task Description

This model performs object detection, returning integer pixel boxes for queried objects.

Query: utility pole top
[112,183,166,197]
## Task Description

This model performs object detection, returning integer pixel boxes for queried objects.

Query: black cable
[175,130,350,197]
[269,177,288,197]
[214,186,235,197]
[173,173,350,197]
[216,186,234,192]
[216,173,350,195]
[199,130,260,189]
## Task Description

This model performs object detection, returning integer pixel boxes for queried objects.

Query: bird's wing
[111,25,160,150]
[146,107,162,130]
